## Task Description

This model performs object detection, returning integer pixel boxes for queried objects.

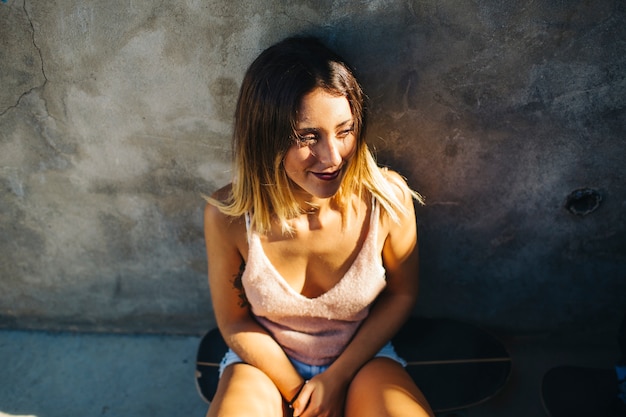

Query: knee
[348,358,402,397]
[207,364,283,417]
[346,358,433,417]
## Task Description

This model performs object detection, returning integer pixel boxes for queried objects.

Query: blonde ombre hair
[210,36,422,234]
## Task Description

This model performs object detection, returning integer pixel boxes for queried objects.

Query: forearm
[325,288,416,381]
[219,316,306,401]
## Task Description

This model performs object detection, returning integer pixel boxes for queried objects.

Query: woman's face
[283,87,357,202]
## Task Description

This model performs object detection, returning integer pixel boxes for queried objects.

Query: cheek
[283,147,311,174]
[342,137,358,160]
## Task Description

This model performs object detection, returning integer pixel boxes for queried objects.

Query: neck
[299,199,333,218]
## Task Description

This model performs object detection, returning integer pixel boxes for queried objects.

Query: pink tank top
[242,201,386,365]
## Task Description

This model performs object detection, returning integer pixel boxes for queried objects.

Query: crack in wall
[0,0,48,117]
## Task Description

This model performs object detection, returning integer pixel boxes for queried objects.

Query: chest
[258,209,379,298]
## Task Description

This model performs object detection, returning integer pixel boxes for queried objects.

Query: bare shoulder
[378,168,419,268]
[204,184,230,225]
[207,183,233,205]
[379,167,416,206]
[203,184,246,247]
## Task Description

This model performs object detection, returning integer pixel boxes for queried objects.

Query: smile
[312,170,341,181]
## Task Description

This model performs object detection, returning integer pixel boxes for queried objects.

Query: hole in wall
[565,188,602,216]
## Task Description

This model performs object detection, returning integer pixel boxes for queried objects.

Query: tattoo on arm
[232,261,249,308]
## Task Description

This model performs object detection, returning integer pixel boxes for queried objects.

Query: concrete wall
[1,0,624,335]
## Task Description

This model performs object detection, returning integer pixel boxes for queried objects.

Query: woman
[204,36,433,417]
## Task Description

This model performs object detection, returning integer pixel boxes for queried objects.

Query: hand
[291,372,347,417]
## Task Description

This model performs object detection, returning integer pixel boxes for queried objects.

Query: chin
[291,174,345,200]
[312,184,343,199]
[315,191,339,199]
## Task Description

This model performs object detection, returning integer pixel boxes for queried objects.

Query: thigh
[207,363,285,417]
[345,358,434,417]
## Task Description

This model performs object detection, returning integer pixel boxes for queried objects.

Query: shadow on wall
[0,0,624,335]
[299,2,626,335]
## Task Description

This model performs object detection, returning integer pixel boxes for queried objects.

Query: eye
[337,126,354,139]
[293,132,319,147]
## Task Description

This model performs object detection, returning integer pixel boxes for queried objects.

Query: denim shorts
[218,341,406,380]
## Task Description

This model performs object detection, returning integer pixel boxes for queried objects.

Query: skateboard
[541,365,626,417]
[195,316,512,413]
[393,317,512,413]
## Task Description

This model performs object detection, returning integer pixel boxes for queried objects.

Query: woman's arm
[333,169,419,371]
[204,195,305,402]
[292,170,420,416]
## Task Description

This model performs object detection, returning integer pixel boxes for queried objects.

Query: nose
[315,136,343,166]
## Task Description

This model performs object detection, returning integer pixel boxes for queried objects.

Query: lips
[312,170,341,181]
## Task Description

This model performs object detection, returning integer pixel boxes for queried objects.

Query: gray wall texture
[1,0,625,336]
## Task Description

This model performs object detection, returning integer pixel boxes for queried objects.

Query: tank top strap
[369,196,380,231]
[244,212,252,242]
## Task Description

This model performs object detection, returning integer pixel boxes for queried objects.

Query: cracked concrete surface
[0,0,625,336]
[0,0,46,116]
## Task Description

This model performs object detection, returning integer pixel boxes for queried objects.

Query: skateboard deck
[393,317,511,412]
[195,316,511,413]
[541,365,625,417]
